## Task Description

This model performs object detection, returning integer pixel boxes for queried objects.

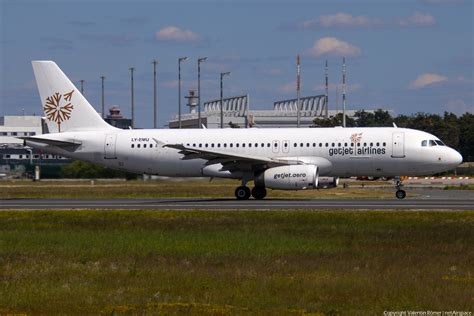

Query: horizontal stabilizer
[19,136,82,148]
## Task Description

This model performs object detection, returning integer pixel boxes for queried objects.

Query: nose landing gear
[394,177,406,199]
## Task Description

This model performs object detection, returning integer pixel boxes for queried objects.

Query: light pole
[100,76,105,118]
[152,60,158,128]
[80,80,84,95]
[130,67,135,129]
[220,71,231,129]
[178,57,188,129]
[197,57,207,128]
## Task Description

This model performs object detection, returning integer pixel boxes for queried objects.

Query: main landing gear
[234,177,267,200]
[235,186,251,200]
[394,177,406,199]
[234,186,267,200]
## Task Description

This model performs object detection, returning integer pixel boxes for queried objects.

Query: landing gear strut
[235,186,251,200]
[251,186,267,200]
[394,177,406,199]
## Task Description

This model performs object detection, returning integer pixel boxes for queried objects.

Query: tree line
[313,110,473,162]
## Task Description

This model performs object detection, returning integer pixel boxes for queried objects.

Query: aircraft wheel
[395,189,406,199]
[235,186,251,200]
[251,186,267,200]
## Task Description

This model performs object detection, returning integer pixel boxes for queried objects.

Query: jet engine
[255,165,318,190]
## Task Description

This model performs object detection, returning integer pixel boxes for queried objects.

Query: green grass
[1,210,473,315]
[444,184,474,190]
[0,179,394,199]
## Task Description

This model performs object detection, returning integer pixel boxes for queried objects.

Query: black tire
[251,186,267,200]
[395,189,406,199]
[235,186,251,200]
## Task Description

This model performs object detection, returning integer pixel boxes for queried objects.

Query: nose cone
[448,148,463,167]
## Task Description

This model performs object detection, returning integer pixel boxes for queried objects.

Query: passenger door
[391,132,405,158]
[104,134,117,159]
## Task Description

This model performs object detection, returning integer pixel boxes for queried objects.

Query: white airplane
[22,61,463,200]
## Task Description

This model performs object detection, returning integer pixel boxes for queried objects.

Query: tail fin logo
[43,90,74,132]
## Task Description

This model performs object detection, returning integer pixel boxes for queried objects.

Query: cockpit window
[429,140,437,147]
[421,140,427,147]
[435,140,445,146]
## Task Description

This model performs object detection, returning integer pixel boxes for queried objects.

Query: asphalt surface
[1,197,473,211]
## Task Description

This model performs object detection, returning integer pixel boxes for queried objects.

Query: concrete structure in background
[168,94,353,129]
[0,115,45,145]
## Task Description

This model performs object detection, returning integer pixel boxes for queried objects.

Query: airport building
[168,91,360,129]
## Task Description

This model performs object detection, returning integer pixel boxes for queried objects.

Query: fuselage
[27,127,463,178]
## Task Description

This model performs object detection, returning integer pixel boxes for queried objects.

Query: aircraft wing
[163,142,303,173]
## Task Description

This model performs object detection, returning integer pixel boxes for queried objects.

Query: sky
[0,0,472,128]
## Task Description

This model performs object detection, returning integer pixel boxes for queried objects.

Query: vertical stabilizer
[32,61,112,133]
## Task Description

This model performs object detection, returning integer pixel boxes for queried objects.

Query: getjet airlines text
[329,146,386,157]
[274,173,307,180]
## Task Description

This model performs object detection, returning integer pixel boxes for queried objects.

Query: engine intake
[255,165,318,190]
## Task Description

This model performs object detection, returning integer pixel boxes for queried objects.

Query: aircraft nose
[448,148,463,166]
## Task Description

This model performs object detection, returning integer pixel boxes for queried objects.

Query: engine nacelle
[317,177,339,189]
[255,165,318,190]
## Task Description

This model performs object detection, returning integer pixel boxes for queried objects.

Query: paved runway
[1,197,472,210]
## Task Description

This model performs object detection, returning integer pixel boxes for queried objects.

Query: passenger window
[242,143,246,148]
[249,143,252,148]
[255,143,258,147]
[211,144,215,148]
[274,143,277,147]
[325,143,328,147]
[236,143,239,148]
[230,143,233,148]
[421,140,427,147]
[131,144,134,148]
[331,143,335,147]
[294,143,297,147]
[137,144,141,148]
[383,142,386,146]
[363,143,367,147]
[144,144,147,148]
[306,143,310,147]
[284,143,288,147]
[261,143,264,147]
[338,143,341,147]
[319,143,322,147]
[300,143,303,147]
[224,143,227,147]
[344,143,347,147]
[312,143,316,147]
[370,143,373,147]
[376,142,380,147]
[218,144,221,148]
